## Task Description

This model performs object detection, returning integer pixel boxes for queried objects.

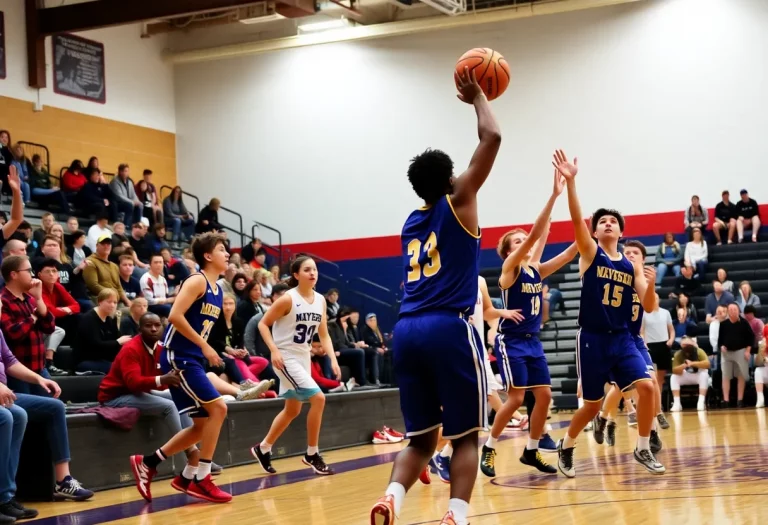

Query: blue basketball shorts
[495,335,551,390]
[393,312,487,440]
[634,335,655,372]
[160,348,222,418]
[576,329,653,402]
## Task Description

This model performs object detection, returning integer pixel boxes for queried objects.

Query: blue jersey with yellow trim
[579,246,635,333]
[499,264,543,336]
[161,274,222,359]
[399,195,480,317]
[628,291,643,336]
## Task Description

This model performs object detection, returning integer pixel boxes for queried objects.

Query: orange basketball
[454,48,510,101]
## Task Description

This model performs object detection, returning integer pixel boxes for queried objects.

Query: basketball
[454,48,510,101]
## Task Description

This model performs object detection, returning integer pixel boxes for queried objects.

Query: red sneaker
[129,455,156,502]
[370,495,396,525]
[170,475,191,494]
[187,475,232,503]
[439,511,458,525]
[419,465,431,485]
[372,430,390,444]
[382,426,405,440]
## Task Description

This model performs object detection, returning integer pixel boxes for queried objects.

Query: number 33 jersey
[272,288,325,354]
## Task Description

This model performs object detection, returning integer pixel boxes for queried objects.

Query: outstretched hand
[455,66,483,104]
[553,168,566,196]
[552,149,578,180]
[7,165,20,194]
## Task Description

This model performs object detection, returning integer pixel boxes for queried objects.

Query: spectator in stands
[86,156,98,171]
[147,223,170,254]
[744,305,765,349]
[243,284,288,390]
[119,297,148,337]
[310,335,346,393]
[236,280,267,323]
[361,312,388,386]
[736,189,761,243]
[160,247,189,291]
[718,303,754,407]
[655,232,683,285]
[32,213,55,247]
[61,159,86,198]
[713,190,737,245]
[37,234,93,313]
[672,307,697,344]
[136,170,162,225]
[75,289,131,374]
[109,164,142,225]
[128,222,151,277]
[0,319,94,507]
[329,313,366,389]
[83,234,130,306]
[217,264,237,296]
[669,266,699,299]
[9,144,31,204]
[163,186,195,244]
[196,198,224,234]
[736,280,761,312]
[63,217,79,247]
[38,258,79,375]
[85,213,111,252]
[30,154,69,214]
[232,273,248,301]
[684,227,708,279]
[338,308,379,385]
[270,265,281,285]
[326,289,340,319]
[709,305,728,369]
[0,255,55,393]
[118,254,142,305]
[229,253,243,271]
[541,281,565,326]
[258,269,273,304]
[0,130,11,191]
[1,240,25,261]
[140,254,174,318]
[705,280,736,323]
[673,292,698,322]
[717,267,734,293]
[79,168,114,220]
[66,230,91,269]
[12,221,37,257]
[642,294,675,399]
[749,306,768,407]
[241,238,266,266]
[669,336,710,412]
[50,223,64,242]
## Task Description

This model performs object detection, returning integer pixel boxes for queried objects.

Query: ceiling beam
[25,0,45,89]
[36,0,265,36]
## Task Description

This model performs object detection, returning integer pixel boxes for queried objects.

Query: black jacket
[75,309,122,365]
[78,181,113,209]
[210,315,246,356]
[329,322,355,352]
[236,299,266,324]
[362,325,385,348]
[196,205,223,233]
[715,201,737,223]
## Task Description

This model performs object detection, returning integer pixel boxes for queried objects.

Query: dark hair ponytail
[288,255,313,288]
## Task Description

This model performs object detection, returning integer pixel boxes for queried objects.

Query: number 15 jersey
[272,288,325,354]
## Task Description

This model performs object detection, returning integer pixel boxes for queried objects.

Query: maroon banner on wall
[0,12,6,80]
[52,33,106,104]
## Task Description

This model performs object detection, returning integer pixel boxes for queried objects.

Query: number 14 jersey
[499,264,543,336]
[272,288,325,354]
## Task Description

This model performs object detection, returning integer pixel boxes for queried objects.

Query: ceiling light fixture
[297,17,351,33]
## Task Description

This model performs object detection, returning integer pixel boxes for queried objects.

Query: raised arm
[634,264,658,313]
[552,150,597,270]
[539,242,579,280]
[2,166,23,240]
[450,68,502,236]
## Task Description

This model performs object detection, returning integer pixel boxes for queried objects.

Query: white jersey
[272,288,325,354]
[472,276,485,343]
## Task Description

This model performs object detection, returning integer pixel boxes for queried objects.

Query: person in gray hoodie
[108,164,142,225]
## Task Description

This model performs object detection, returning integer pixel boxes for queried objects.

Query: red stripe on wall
[283,204,767,262]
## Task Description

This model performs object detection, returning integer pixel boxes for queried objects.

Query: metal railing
[18,142,50,174]
[218,204,244,247]
[159,185,201,218]
[251,222,283,269]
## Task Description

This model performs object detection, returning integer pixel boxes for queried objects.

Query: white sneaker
[697,401,706,411]
[346,378,358,391]
[670,403,683,412]
[756,400,765,409]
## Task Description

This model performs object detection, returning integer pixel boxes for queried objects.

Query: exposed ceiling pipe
[167,0,645,64]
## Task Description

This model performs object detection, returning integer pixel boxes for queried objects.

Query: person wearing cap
[82,233,132,306]
[85,212,112,252]
[735,189,761,243]
[713,190,737,245]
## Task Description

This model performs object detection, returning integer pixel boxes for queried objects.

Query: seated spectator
[61,159,86,198]
[249,250,267,272]
[108,164,142,225]
[1,239,26,261]
[120,297,148,338]
[243,284,289,389]
[718,303,755,407]
[655,232,683,284]
[270,264,281,285]
[684,195,708,239]
[744,304,765,349]
[87,156,99,171]
[38,258,79,374]
[66,230,91,269]
[713,190,737,245]
[670,266,701,299]
[325,288,340,319]
[736,280,761,312]
[196,198,224,234]
[236,280,267,323]
[83,234,131,306]
[310,335,345,393]
[78,168,114,220]
[30,154,70,212]
[160,247,189,291]
[129,222,151,277]
[0,131,9,192]
[360,311,387,386]
[85,213,111,252]
[63,217,79,247]
[257,269,273,304]
[147,223,170,254]
[33,212,55,247]
[217,264,238,296]
[111,221,128,248]
[0,326,93,506]
[683,227,708,279]
[329,313,366,389]
[736,189,760,243]
[673,293,698,323]
[229,253,243,271]
[140,254,174,318]
[0,255,56,393]
[708,304,727,370]
[136,170,163,225]
[50,223,64,242]
[183,254,197,275]
[233,274,250,302]
[162,185,195,244]
[716,267,734,293]
[241,238,262,265]
[118,254,142,305]
[35,234,93,313]
[705,280,736,323]
[12,221,37,257]
[542,281,565,325]
[672,307,697,344]
[669,336,710,412]
[75,289,131,374]
[9,143,31,204]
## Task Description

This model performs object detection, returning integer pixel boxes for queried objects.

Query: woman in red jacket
[61,159,86,195]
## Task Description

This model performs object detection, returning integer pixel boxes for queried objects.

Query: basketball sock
[196,459,212,481]
[545,423,552,432]
[754,392,762,404]
[143,449,166,469]
[182,464,198,481]
[485,436,497,449]
[307,445,319,456]
[578,398,584,409]
[385,482,406,516]
[637,436,650,451]
[260,441,273,454]
[563,434,576,449]
[448,498,469,525]
[526,438,539,451]
[439,444,453,458]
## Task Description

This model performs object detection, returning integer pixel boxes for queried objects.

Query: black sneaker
[480,445,496,478]
[556,439,575,478]
[737,400,745,408]
[650,430,662,454]
[605,421,617,447]
[519,448,557,474]
[0,498,38,519]
[302,453,334,475]
[250,445,276,474]
[46,364,68,376]
[0,510,14,524]
[211,462,223,476]
[656,413,670,430]
[633,448,665,474]
[592,415,607,445]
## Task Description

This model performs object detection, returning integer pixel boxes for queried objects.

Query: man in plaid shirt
[0,255,55,395]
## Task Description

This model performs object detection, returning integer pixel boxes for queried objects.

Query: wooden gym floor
[26,410,768,524]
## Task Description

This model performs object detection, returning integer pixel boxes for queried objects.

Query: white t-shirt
[86,224,112,252]
[140,272,170,305]
[643,308,673,344]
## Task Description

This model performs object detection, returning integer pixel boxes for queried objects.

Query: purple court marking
[25,420,566,524]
